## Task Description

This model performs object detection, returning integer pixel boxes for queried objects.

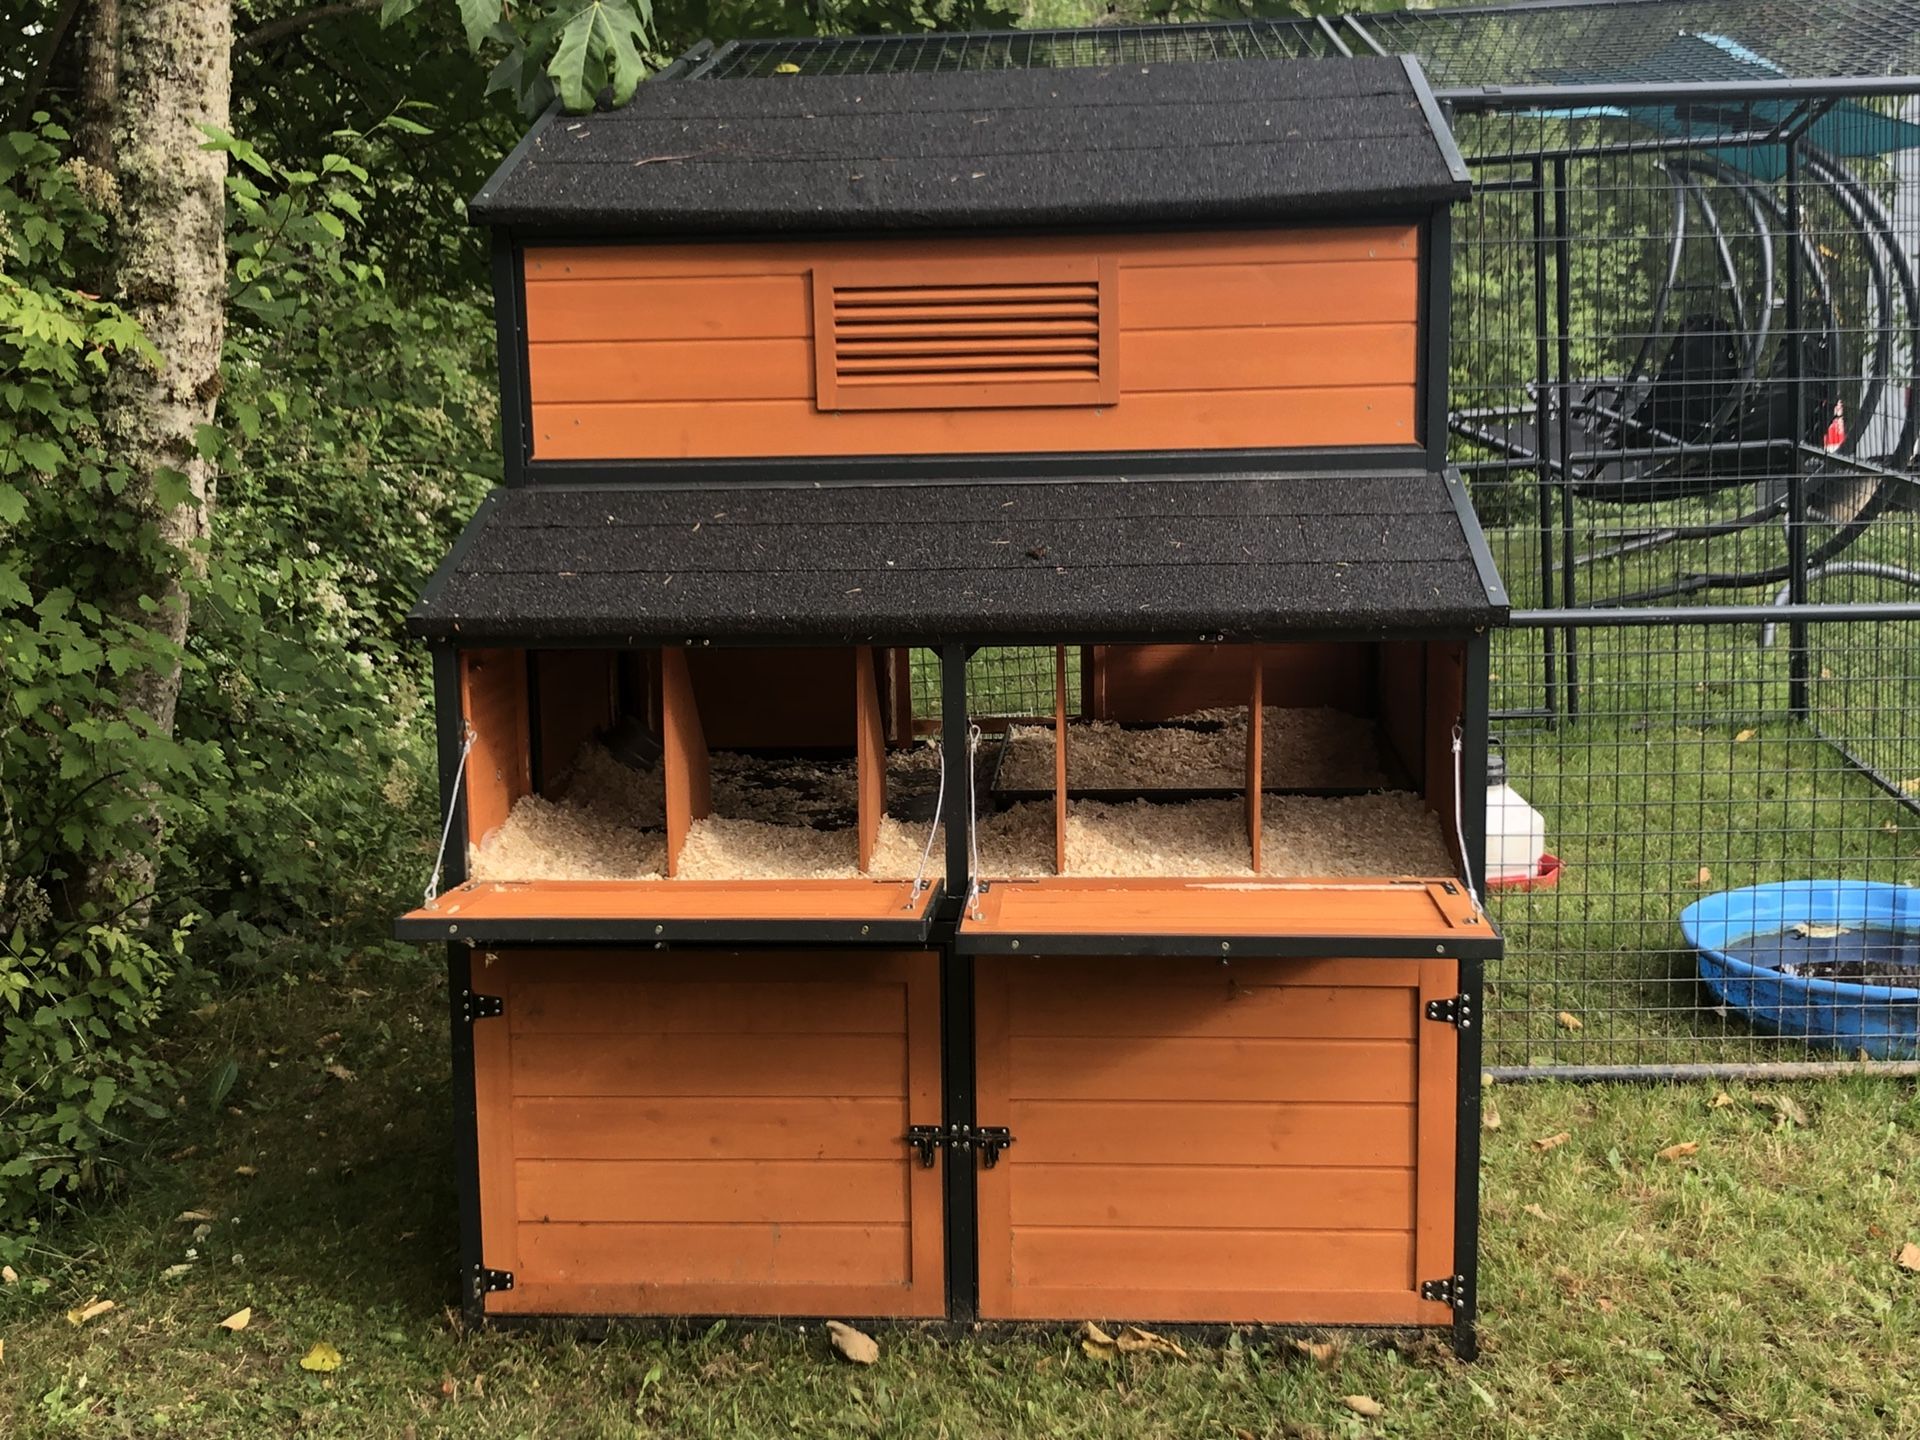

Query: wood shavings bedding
[471,738,949,882]
[974,791,1455,879]
[996,707,1388,791]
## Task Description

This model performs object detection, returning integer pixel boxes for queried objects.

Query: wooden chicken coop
[398,43,1506,1355]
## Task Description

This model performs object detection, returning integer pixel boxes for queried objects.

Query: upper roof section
[469,53,1470,236]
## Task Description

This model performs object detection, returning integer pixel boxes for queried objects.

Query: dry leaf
[66,1298,115,1326]
[1899,778,1920,796]
[162,1263,193,1279]
[177,1210,216,1223]
[1896,1242,1920,1273]
[219,1307,252,1332]
[1790,921,1850,939]
[1695,866,1713,887]
[0,1337,5,1364]
[301,1342,343,1373]
[1523,1203,1548,1220]
[1113,1325,1188,1359]
[1343,1395,1385,1418]
[1289,1338,1340,1367]
[1657,1141,1700,1162]
[1483,1103,1502,1132]
[324,1063,356,1083]
[1533,1131,1572,1153]
[1080,1320,1117,1360]
[824,1320,878,1366]
[1734,728,1757,743]
[1555,1011,1583,1032]
[1755,1093,1811,1128]
[1708,1091,1735,1110]
[315,1032,343,1050]
[235,1165,258,1178]
[1,1265,15,1285]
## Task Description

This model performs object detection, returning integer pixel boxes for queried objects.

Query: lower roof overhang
[409,466,1508,647]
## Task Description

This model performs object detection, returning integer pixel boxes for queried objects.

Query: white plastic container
[1485,750,1546,884]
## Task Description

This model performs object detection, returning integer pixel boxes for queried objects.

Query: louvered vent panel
[814,258,1118,412]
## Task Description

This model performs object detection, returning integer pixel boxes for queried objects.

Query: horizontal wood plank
[530,386,1414,459]
[511,1032,907,1098]
[406,878,937,926]
[524,323,1416,404]
[512,1096,910,1161]
[488,1277,943,1319]
[1007,1100,1417,1167]
[1008,1164,1415,1231]
[510,980,907,1036]
[522,226,1418,281]
[517,1221,912,1287]
[1006,1036,1416,1103]
[1002,978,1417,1040]
[982,1283,1439,1326]
[516,1160,908,1224]
[962,879,1476,939]
[1010,1226,1413,1294]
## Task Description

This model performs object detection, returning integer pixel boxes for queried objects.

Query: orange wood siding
[1090,642,1374,721]
[472,949,944,1319]
[522,227,1420,460]
[975,955,1458,1325]
[461,650,530,844]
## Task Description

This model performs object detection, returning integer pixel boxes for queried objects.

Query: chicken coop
[398,43,1507,1354]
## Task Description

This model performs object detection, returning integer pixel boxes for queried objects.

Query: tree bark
[75,0,121,172]
[90,0,231,909]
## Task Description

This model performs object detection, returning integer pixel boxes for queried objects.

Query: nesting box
[400,42,1504,1353]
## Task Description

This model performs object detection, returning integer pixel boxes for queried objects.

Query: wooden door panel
[471,948,944,1318]
[975,955,1456,1325]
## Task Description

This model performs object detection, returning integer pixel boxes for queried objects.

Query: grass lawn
[1,952,1917,1439]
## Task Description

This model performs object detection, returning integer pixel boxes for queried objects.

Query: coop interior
[447,646,948,912]
[968,642,1467,885]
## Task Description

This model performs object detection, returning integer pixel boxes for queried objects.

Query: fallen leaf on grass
[1755,1093,1811,1128]
[1897,1242,1920,1273]
[1694,866,1713,887]
[1708,1091,1736,1110]
[1343,1395,1385,1418]
[1523,1203,1549,1220]
[1555,1011,1583,1032]
[824,1320,878,1366]
[1079,1320,1117,1360]
[1595,1297,1616,1314]
[1113,1325,1187,1359]
[300,1342,343,1373]
[315,1032,343,1051]
[66,1299,114,1326]
[1,1265,15,1284]
[219,1308,251,1332]
[1657,1141,1700,1162]
[1734,729,1757,743]
[177,1210,216,1223]
[1289,1338,1342,1367]
[162,1263,193,1279]
[1483,1102,1502,1132]
[1533,1131,1573,1153]
[234,1166,258,1178]
[324,1063,356,1084]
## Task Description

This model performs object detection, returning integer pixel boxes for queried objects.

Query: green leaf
[208,1057,239,1111]
[379,0,424,21]
[0,484,27,525]
[15,438,62,473]
[457,0,500,52]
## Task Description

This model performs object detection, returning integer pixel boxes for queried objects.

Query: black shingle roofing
[410,471,1506,644]
[469,54,1470,234]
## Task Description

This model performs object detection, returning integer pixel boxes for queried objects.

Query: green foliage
[0,120,195,1245]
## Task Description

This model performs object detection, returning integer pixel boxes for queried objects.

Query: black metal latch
[1425,994,1474,1029]
[461,990,504,1023]
[903,1123,1015,1168]
[1421,1273,1469,1310]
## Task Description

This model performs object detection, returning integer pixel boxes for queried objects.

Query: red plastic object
[1485,852,1562,892]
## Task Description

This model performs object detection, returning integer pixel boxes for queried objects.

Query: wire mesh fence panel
[1485,614,1920,1074]
[910,646,1079,726]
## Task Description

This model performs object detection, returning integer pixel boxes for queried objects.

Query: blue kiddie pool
[1681,881,1920,1059]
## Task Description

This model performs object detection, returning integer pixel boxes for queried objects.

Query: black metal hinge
[1425,994,1475,1029]
[461,990,504,1023]
[1421,1274,1469,1310]
[903,1123,1015,1168]
[473,1265,514,1297]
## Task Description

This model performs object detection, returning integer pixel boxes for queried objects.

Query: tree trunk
[75,0,120,172]
[90,0,231,910]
